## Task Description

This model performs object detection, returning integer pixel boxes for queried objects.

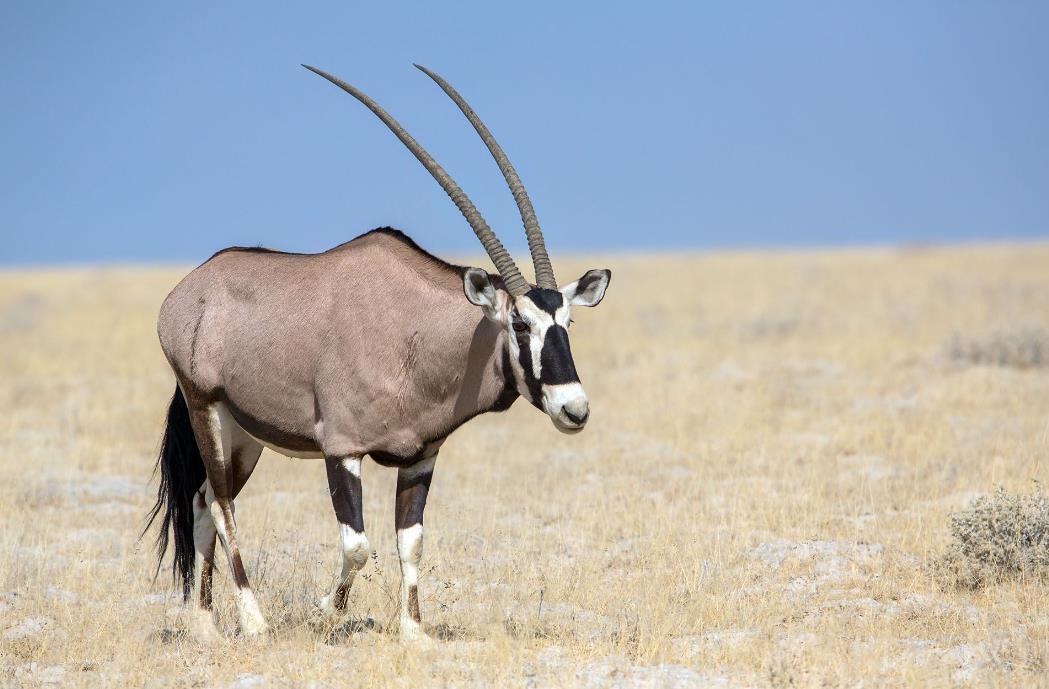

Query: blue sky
[1,2,1047,265]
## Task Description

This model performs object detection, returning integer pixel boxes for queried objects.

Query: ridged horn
[414,64,557,290]
[302,64,530,296]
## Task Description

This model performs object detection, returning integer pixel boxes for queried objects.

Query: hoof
[399,622,433,646]
[316,596,342,621]
[187,610,224,644]
[238,615,270,639]
[309,598,344,631]
[239,625,270,640]
[233,589,269,639]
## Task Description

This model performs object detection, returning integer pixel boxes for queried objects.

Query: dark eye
[512,321,529,333]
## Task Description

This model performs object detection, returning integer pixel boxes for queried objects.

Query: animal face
[464,268,611,433]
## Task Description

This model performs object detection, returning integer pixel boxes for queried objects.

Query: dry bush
[938,486,1049,589]
[945,327,1049,369]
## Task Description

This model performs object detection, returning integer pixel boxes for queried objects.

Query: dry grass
[2,244,1049,688]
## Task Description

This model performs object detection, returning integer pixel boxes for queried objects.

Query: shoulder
[332,227,466,276]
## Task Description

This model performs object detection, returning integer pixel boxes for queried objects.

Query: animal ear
[562,269,611,307]
[463,267,500,320]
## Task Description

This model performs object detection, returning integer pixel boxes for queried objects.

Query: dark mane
[207,245,283,259]
[204,227,481,280]
[205,245,290,262]
[349,227,467,276]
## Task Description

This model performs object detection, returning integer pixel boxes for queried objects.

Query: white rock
[228,674,266,689]
[672,629,757,657]
[577,659,744,689]
[751,539,884,568]
[36,664,67,685]
[45,586,78,604]
[142,592,182,605]
[3,616,51,641]
[837,454,892,481]
[0,590,19,616]
[14,662,67,686]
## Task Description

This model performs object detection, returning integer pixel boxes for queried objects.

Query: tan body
[159,229,515,464]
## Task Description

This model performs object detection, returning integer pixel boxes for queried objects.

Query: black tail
[143,386,206,599]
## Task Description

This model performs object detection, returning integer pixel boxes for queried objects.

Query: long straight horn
[414,64,557,290]
[303,64,530,296]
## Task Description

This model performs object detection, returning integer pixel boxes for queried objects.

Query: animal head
[464,268,610,433]
[305,63,611,431]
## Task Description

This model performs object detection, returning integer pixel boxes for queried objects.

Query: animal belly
[369,438,445,468]
[247,434,325,460]
[222,396,324,459]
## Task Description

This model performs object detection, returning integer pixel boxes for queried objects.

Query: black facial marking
[540,325,580,385]
[525,287,564,315]
[517,331,544,409]
[492,347,520,412]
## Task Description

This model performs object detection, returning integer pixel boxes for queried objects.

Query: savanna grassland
[2,244,1048,688]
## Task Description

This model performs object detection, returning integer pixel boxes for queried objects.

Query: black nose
[563,407,589,426]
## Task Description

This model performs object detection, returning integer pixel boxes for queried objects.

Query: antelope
[145,64,611,642]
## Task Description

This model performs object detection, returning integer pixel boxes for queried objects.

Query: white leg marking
[397,524,423,587]
[397,524,426,639]
[188,489,221,641]
[339,525,370,570]
[318,526,369,618]
[232,587,268,637]
[191,490,216,604]
[206,490,268,636]
[340,456,361,478]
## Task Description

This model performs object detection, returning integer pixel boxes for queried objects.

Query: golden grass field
[2,244,1048,688]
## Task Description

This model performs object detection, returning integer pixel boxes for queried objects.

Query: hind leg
[187,426,263,639]
[188,401,268,637]
[187,490,220,640]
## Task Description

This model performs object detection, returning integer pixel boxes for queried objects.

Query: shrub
[937,486,1049,589]
[945,328,1049,369]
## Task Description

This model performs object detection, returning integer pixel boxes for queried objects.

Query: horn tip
[302,64,337,84]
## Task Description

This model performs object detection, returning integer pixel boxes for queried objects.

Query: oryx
[145,64,611,641]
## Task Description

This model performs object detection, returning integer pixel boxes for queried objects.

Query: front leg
[395,455,436,641]
[319,456,369,620]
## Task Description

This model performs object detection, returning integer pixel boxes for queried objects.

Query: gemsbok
[145,64,611,641]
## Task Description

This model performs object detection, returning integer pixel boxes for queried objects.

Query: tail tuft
[143,386,206,600]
